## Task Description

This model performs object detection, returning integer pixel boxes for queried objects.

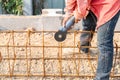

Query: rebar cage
[0,30,120,80]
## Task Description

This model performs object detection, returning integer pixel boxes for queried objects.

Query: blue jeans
[80,11,97,53]
[80,10,120,80]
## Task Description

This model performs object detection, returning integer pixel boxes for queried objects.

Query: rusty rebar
[0,30,120,79]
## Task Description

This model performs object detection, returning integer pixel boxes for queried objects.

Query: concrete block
[0,15,119,31]
[42,9,63,16]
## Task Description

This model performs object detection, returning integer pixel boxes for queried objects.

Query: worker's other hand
[62,14,81,27]
[75,17,81,23]
[62,14,73,27]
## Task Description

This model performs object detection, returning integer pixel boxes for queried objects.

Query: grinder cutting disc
[54,31,67,42]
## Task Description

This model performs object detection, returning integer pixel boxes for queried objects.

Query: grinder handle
[59,16,75,32]
[65,16,75,30]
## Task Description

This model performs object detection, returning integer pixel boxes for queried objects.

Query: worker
[62,0,120,80]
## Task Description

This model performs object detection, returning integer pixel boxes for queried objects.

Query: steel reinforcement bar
[0,30,120,79]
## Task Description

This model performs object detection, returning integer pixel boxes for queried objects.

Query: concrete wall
[0,15,63,31]
[0,9,67,31]
[0,12,119,31]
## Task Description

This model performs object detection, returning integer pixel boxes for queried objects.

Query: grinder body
[54,16,75,42]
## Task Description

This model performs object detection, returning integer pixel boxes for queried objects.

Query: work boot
[80,49,99,57]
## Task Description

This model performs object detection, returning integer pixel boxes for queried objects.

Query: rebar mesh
[0,30,120,80]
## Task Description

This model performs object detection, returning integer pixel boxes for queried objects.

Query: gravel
[0,31,120,80]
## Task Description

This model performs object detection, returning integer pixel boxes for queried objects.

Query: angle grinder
[54,16,75,42]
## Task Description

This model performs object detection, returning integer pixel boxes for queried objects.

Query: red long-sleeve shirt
[65,0,120,28]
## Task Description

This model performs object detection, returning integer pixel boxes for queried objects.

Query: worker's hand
[62,14,73,27]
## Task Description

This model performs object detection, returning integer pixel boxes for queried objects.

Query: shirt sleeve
[65,0,91,19]
[74,0,91,19]
[64,0,77,14]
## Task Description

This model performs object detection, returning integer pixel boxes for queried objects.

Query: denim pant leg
[80,11,97,53]
[94,11,120,80]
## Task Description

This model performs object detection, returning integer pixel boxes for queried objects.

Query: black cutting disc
[54,31,67,42]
